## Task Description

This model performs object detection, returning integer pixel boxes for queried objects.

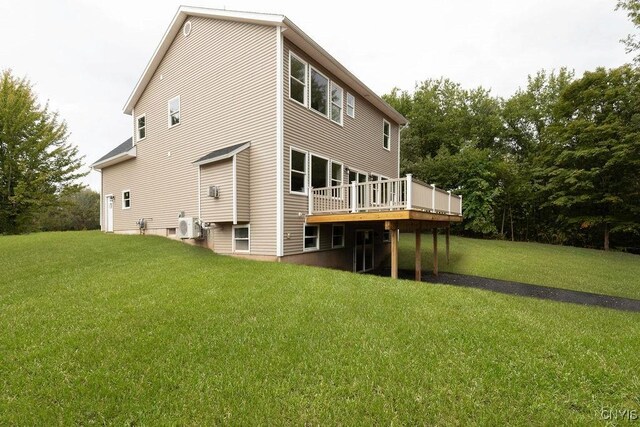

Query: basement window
[304,225,319,251]
[233,225,250,253]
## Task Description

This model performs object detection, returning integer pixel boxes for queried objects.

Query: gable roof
[123,6,407,125]
[91,138,136,170]
[193,141,251,166]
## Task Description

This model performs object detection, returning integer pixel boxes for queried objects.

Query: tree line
[0,70,99,234]
[383,65,640,250]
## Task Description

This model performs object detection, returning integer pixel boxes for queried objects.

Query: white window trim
[348,168,369,184]
[346,92,355,118]
[121,189,131,210]
[288,52,307,107]
[289,146,308,195]
[330,161,343,187]
[136,113,146,142]
[168,95,181,128]
[303,224,320,252]
[332,224,345,249]
[330,82,343,126]
[232,224,250,253]
[383,119,391,151]
[309,66,330,118]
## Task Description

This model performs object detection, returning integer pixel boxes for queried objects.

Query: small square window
[304,225,319,251]
[233,226,250,253]
[382,230,391,243]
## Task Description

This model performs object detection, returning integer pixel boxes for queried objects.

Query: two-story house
[92,6,462,279]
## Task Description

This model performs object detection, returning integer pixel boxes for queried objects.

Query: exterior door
[354,229,374,272]
[105,195,114,232]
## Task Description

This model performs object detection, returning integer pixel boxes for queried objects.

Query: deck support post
[415,229,421,281]
[432,228,438,276]
[389,222,399,279]
[445,225,450,264]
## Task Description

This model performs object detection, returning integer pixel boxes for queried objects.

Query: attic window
[168,96,180,127]
[183,21,192,37]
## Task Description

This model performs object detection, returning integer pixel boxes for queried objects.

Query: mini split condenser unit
[177,217,201,239]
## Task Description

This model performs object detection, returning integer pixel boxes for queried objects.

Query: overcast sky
[0,0,634,190]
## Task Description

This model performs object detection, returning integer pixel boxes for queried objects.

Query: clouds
[0,0,633,190]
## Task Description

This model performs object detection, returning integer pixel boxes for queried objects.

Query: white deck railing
[308,174,463,216]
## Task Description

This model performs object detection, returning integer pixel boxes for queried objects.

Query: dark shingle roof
[93,138,133,165]
[193,142,250,164]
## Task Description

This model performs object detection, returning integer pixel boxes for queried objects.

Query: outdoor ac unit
[177,217,201,239]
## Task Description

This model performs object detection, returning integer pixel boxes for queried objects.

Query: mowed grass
[399,233,640,300]
[1,232,639,425]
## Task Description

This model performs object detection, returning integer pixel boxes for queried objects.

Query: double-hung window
[122,190,131,209]
[304,225,319,251]
[136,114,146,141]
[330,82,343,125]
[289,53,307,105]
[290,149,307,194]
[168,96,180,127]
[309,67,329,116]
[346,93,355,118]
[383,119,390,150]
[330,161,342,197]
[233,225,250,253]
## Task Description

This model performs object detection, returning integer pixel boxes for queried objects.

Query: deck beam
[307,209,462,224]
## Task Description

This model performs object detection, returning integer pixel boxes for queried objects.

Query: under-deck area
[306,175,463,279]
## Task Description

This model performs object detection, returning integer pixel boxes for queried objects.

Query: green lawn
[399,233,640,300]
[1,232,639,425]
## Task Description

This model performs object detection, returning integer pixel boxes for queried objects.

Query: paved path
[391,270,640,313]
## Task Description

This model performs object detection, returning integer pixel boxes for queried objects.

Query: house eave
[91,146,137,171]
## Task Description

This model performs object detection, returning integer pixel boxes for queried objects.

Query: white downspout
[275,25,284,257]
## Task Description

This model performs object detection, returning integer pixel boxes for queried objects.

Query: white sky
[0,0,634,190]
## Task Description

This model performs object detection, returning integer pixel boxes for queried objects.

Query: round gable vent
[183,21,192,37]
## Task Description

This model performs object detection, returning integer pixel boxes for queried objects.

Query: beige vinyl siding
[282,40,400,256]
[200,159,233,223]
[102,157,138,230]
[211,226,232,254]
[235,149,250,223]
[105,17,277,255]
